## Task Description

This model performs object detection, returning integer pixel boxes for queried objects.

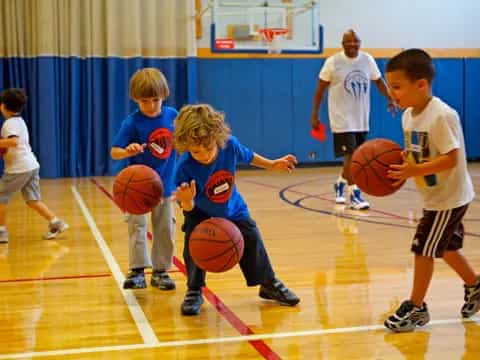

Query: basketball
[189,218,244,273]
[350,138,405,196]
[112,164,163,215]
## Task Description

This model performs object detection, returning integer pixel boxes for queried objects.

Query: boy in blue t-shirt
[111,68,177,290]
[173,104,300,316]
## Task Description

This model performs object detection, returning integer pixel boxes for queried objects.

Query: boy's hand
[272,154,297,173]
[125,143,146,156]
[387,152,416,186]
[311,115,320,130]
[172,180,196,210]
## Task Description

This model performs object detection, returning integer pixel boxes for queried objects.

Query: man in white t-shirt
[310,29,394,210]
[0,88,68,243]
[382,49,478,332]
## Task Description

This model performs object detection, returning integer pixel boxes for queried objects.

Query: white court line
[71,186,159,345]
[1,316,478,359]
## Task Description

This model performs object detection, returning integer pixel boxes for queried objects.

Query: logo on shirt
[344,70,368,99]
[148,128,173,159]
[205,170,234,203]
[405,130,437,187]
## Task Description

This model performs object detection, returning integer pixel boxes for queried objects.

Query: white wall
[198,0,480,49]
[318,0,480,48]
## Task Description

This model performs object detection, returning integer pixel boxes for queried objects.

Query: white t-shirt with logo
[1,116,40,174]
[403,97,474,210]
[319,51,381,132]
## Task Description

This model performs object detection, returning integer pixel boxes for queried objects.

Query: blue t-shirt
[112,106,177,197]
[174,136,254,221]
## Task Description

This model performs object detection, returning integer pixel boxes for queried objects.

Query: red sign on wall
[215,39,234,49]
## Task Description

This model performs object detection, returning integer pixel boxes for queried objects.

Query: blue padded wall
[197,57,477,162]
[465,59,480,159]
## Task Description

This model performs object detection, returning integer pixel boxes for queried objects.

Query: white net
[267,34,284,54]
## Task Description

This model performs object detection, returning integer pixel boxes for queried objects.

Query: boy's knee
[26,199,39,207]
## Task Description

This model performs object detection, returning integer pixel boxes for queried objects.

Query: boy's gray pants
[127,197,175,271]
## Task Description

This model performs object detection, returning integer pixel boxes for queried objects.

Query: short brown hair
[0,88,27,113]
[129,68,170,100]
[174,104,231,153]
[386,49,435,83]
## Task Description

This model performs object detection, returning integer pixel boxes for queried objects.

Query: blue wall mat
[369,59,404,146]
[229,60,263,153]
[0,57,189,177]
[465,59,480,159]
[261,59,294,158]
[1,56,478,178]
[197,57,474,163]
[292,58,335,162]
[432,58,464,123]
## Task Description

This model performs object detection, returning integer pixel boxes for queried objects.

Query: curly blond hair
[174,104,231,153]
[129,68,170,100]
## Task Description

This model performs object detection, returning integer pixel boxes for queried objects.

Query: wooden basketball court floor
[1,165,479,359]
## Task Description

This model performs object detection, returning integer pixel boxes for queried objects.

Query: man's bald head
[342,29,361,58]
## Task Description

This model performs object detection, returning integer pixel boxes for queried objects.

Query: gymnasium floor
[0,164,479,359]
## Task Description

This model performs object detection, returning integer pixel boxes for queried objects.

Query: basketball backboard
[209,0,323,54]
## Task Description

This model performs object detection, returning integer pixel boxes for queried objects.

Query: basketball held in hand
[113,165,163,215]
[350,138,405,196]
[189,218,244,273]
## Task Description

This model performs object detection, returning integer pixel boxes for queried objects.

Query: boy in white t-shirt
[310,29,394,210]
[0,88,68,243]
[383,49,478,332]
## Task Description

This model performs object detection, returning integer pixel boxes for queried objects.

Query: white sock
[0,226,6,232]
[50,217,59,224]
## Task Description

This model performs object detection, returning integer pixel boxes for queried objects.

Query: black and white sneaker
[151,270,175,290]
[181,289,204,316]
[123,269,146,289]
[384,300,430,332]
[462,277,480,318]
[259,278,300,306]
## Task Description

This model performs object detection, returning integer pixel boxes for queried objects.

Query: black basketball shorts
[333,132,368,158]
[411,204,469,258]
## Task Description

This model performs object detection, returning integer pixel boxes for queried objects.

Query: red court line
[0,272,111,283]
[91,178,282,360]
[0,268,180,285]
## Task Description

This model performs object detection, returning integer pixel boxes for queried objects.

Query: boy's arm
[0,136,18,148]
[388,149,458,183]
[250,153,297,172]
[110,143,146,160]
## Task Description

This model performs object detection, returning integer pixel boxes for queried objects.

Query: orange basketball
[189,218,244,273]
[350,138,405,196]
[113,165,163,215]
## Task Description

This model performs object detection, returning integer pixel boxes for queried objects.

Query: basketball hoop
[259,28,289,42]
[259,28,289,54]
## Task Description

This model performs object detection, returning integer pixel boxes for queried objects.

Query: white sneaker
[44,219,69,239]
[349,187,370,210]
[0,230,8,243]
[334,181,347,204]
